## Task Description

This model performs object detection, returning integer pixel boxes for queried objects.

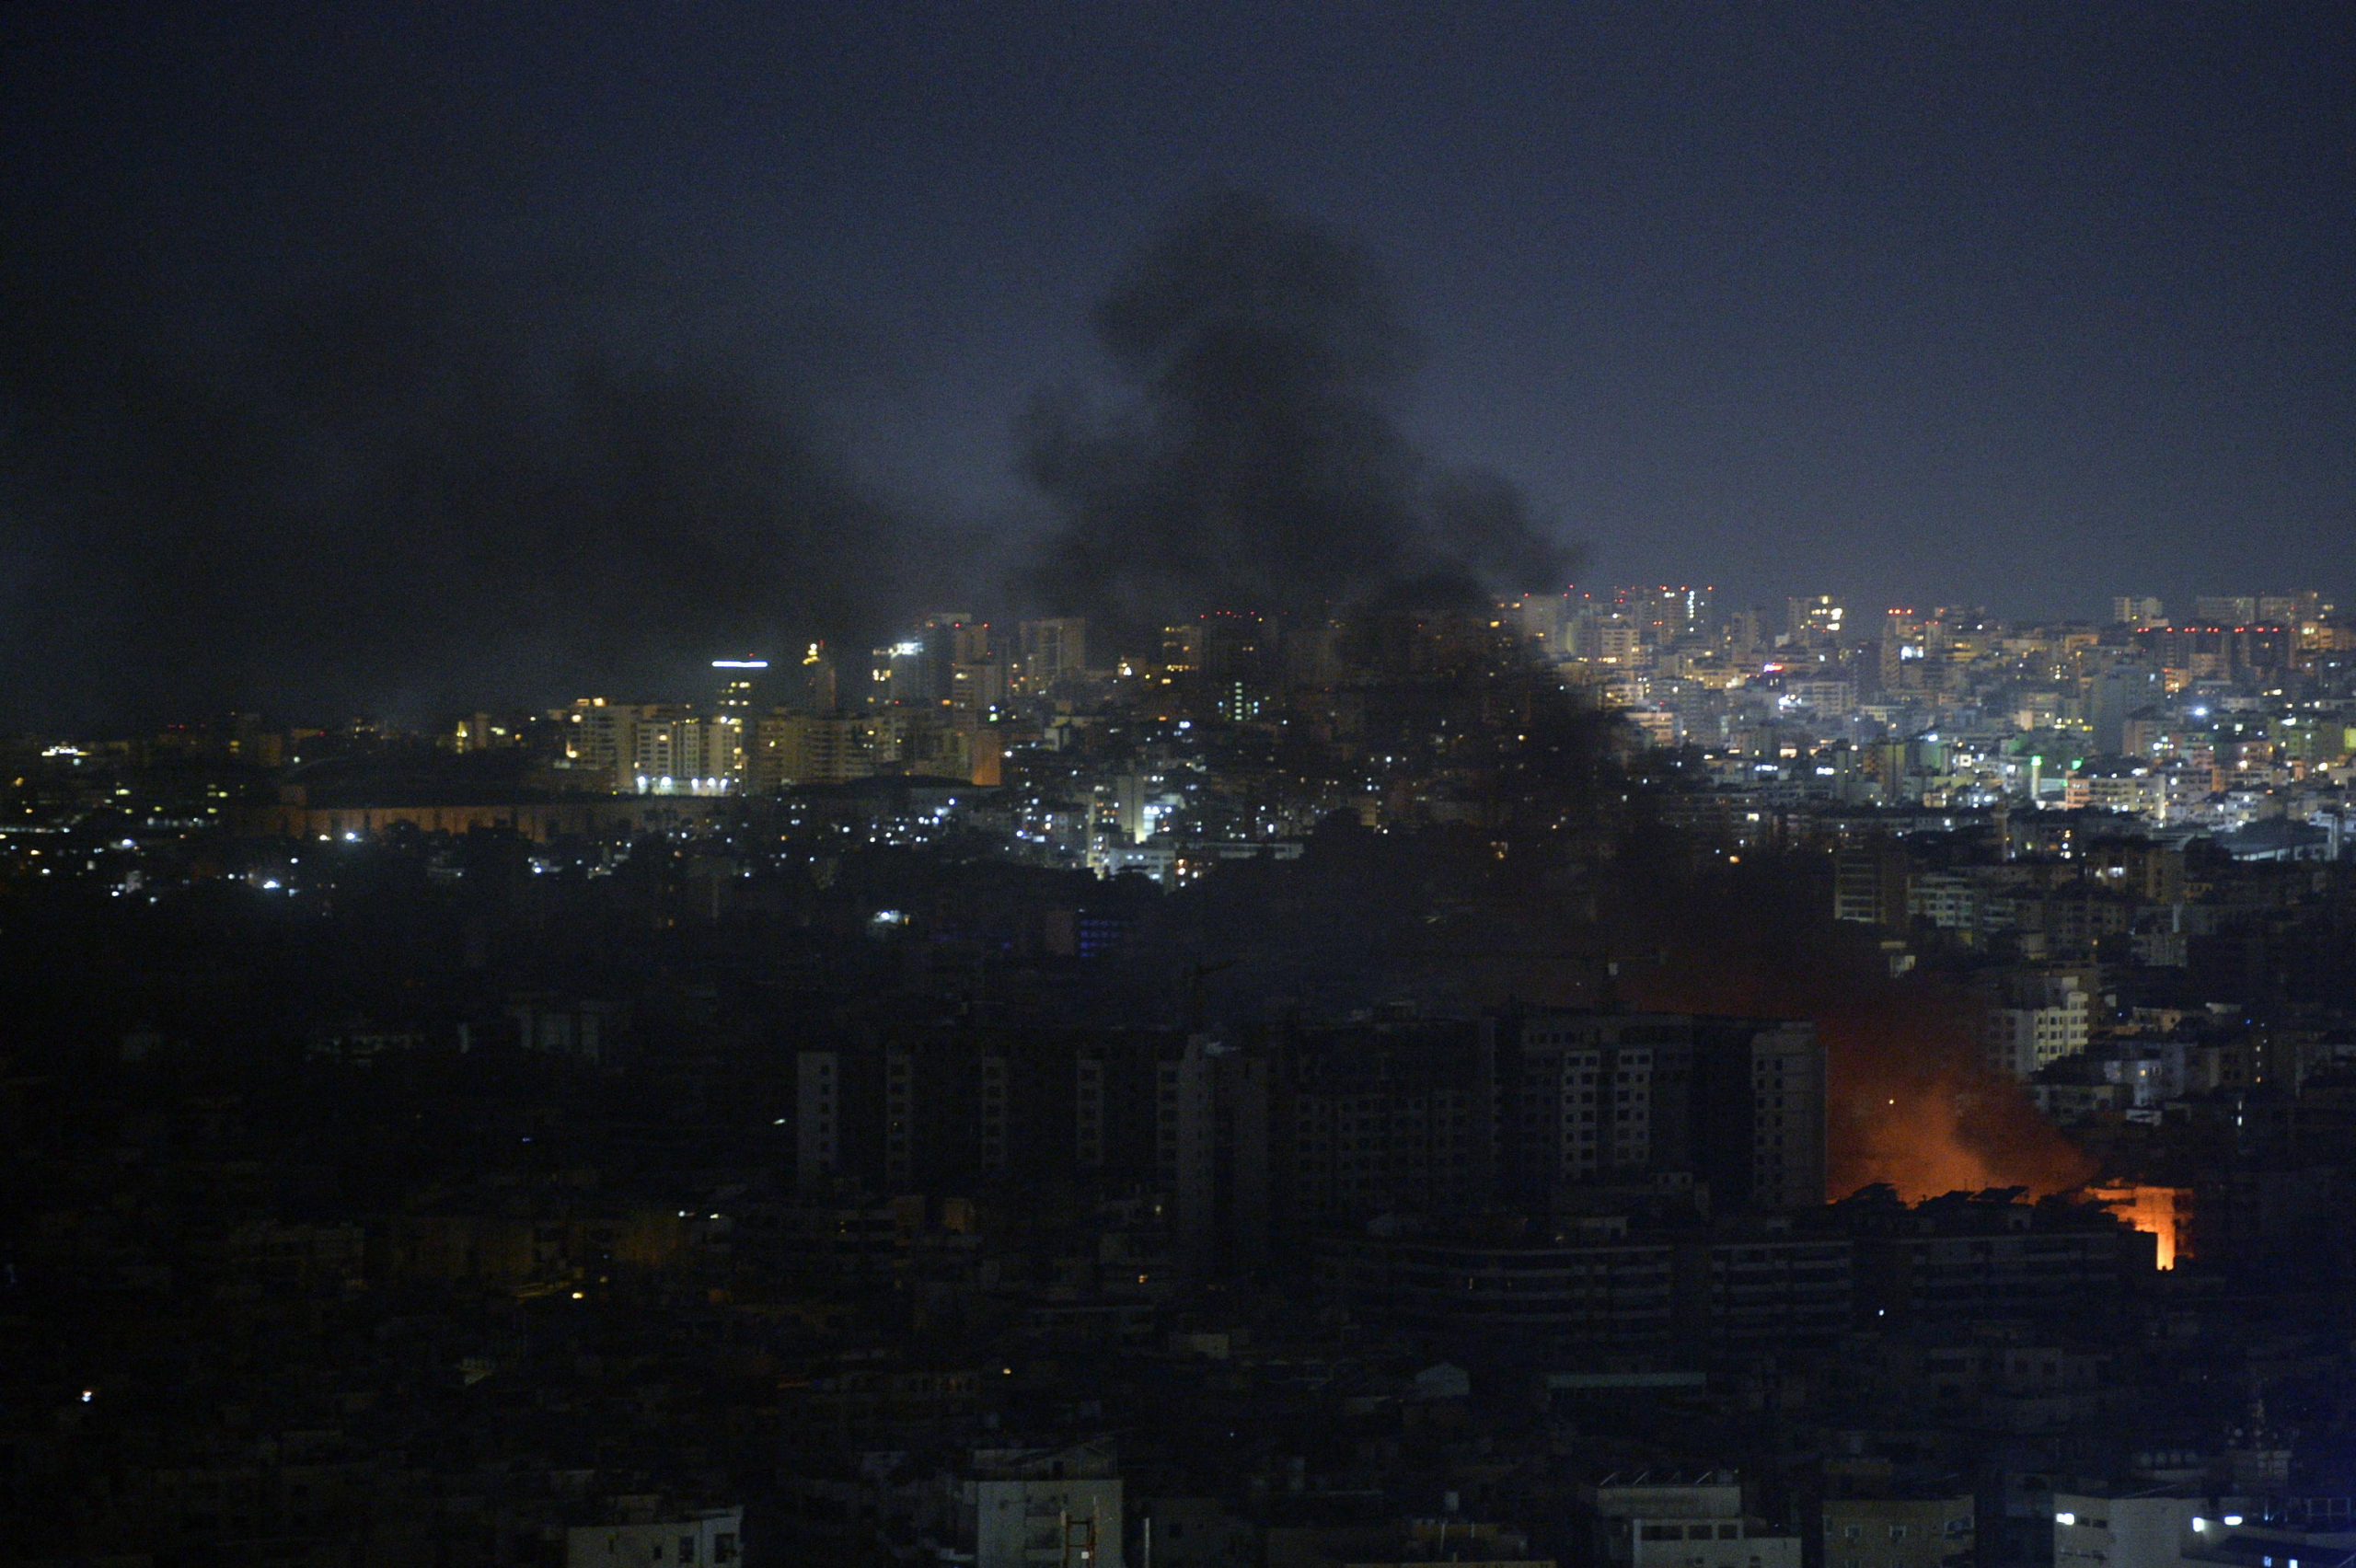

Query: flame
[1818,997,2095,1200]
[2085,1183,2185,1269]
[1620,871,2094,1202]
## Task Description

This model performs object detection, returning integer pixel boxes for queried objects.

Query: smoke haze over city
[7,10,2356,1563]
[4,3,2351,724]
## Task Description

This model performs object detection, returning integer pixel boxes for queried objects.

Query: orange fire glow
[2085,1183,2187,1269]
[1621,881,2095,1203]
[1819,1001,2096,1201]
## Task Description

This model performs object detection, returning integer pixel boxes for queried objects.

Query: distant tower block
[1019,617,1089,692]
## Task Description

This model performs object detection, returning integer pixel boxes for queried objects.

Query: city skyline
[22,582,2342,736]
[4,4,2350,726]
[12,10,2356,1562]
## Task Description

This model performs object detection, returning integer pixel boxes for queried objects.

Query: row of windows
[1833,1520,1971,1539]
[1642,1524,1743,1541]
[1300,1144,1479,1168]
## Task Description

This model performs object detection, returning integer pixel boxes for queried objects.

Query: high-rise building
[2089,661,2160,755]
[1274,1017,1497,1229]
[628,713,739,793]
[869,640,929,706]
[1495,1009,1826,1212]
[793,1008,1827,1278]
[750,713,872,790]
[937,614,990,663]
[1981,970,2090,1079]
[1576,614,1643,665]
[791,1027,1187,1194]
[1621,585,1715,646]
[898,612,984,709]
[948,655,1005,719]
[1507,592,1567,650]
[2136,622,2292,679]
[1017,617,1088,692]
[1787,595,1846,647]
[1196,612,1272,721]
[711,659,767,712]
[786,641,838,714]
[559,699,671,792]
[1197,612,1267,677]
[798,715,870,785]
[1834,845,1911,927]
[1160,623,1203,673]
[2191,594,2258,625]
[1879,608,1930,691]
[2110,595,2165,627]
[1727,607,1768,660]
[2258,591,2328,626]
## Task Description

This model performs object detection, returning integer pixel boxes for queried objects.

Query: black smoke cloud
[1020,190,1574,647]
[0,242,929,730]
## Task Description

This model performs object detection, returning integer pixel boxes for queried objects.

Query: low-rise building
[565,1506,743,1568]
[1587,1471,1801,1568]
[1821,1496,1974,1568]
[957,1439,1126,1568]
[2051,1493,2250,1568]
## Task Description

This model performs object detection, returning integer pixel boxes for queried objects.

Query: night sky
[3,2,2350,725]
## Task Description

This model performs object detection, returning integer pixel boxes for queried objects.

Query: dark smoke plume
[1617,856,2096,1200]
[0,242,923,728]
[1021,190,1572,646]
[1130,833,2094,1203]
